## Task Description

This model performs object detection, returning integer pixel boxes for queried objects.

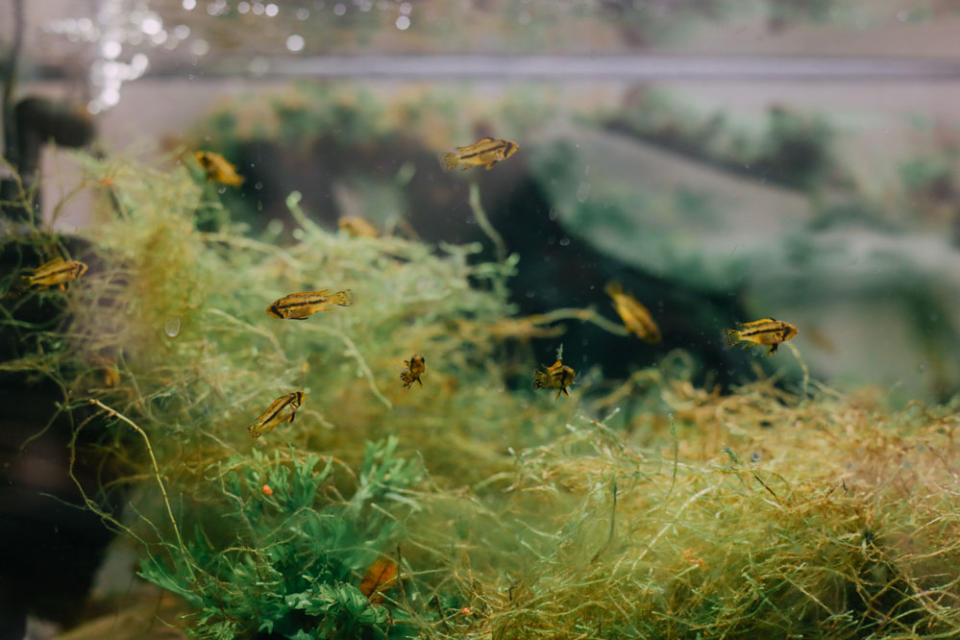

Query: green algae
[3,152,960,639]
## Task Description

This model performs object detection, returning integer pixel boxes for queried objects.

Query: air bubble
[164,317,182,338]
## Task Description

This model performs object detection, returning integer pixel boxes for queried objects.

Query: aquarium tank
[2,1,960,639]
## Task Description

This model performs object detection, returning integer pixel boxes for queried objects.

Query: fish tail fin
[332,289,353,306]
[442,153,460,170]
[725,329,741,346]
[533,371,546,389]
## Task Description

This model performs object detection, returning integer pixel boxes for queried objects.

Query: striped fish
[249,391,304,438]
[534,359,575,399]
[726,318,798,355]
[27,257,87,290]
[195,150,244,187]
[266,290,352,320]
[443,137,519,171]
[606,283,661,343]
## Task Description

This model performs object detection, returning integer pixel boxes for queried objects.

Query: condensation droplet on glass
[252,2,265,15]
[218,186,226,194]
[334,3,346,16]
[918,363,927,373]
[182,0,197,9]
[396,15,410,30]
[399,2,412,15]
[237,1,250,13]
[559,237,570,247]
[164,317,182,338]
[254,181,263,190]
[296,7,310,19]
[173,24,191,39]
[265,3,279,17]
[292,228,305,240]
[286,34,305,52]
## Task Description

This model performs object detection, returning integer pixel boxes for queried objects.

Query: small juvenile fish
[401,354,425,388]
[249,391,304,438]
[27,257,88,290]
[339,216,379,238]
[534,359,575,399]
[266,290,353,320]
[727,318,798,355]
[195,150,244,187]
[605,283,661,343]
[442,137,519,171]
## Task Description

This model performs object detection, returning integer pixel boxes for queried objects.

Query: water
[2,1,960,638]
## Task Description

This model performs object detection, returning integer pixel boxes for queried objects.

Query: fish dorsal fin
[38,256,66,269]
[456,137,495,151]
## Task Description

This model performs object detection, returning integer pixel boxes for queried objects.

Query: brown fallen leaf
[359,557,398,605]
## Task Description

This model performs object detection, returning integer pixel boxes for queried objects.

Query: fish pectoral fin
[288,412,296,423]
[768,344,779,355]
[485,162,496,170]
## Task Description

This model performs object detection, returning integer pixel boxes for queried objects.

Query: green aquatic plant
[4,150,960,640]
[139,438,423,640]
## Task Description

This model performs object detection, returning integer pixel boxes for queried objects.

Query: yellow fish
[605,283,661,343]
[534,359,576,399]
[195,150,244,187]
[266,290,353,320]
[249,391,304,438]
[727,318,798,355]
[338,216,379,238]
[442,137,519,171]
[400,354,425,388]
[27,257,88,290]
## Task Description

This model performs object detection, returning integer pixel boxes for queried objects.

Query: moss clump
[4,153,959,639]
